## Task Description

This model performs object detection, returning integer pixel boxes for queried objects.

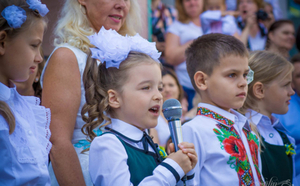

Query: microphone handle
[168,119,183,152]
[168,119,187,185]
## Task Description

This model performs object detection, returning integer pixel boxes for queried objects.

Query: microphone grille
[162,99,182,120]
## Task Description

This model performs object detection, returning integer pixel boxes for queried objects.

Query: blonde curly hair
[54,0,142,53]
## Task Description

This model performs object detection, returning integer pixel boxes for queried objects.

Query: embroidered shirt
[182,103,264,185]
[89,118,185,186]
[0,82,51,185]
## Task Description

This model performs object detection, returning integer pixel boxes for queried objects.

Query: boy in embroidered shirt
[182,33,264,185]
[200,0,239,38]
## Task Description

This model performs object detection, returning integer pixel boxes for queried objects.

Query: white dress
[41,43,99,186]
[0,82,51,185]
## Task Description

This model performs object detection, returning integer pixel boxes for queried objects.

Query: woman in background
[165,0,203,110]
[265,20,295,59]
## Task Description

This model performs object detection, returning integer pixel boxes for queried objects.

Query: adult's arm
[239,14,256,46]
[42,48,86,186]
[164,33,193,66]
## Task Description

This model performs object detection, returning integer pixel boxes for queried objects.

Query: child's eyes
[31,44,38,48]
[142,86,150,90]
[243,73,248,78]
[228,73,236,78]
[158,87,163,92]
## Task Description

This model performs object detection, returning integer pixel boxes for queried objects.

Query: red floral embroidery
[248,140,258,164]
[223,136,247,161]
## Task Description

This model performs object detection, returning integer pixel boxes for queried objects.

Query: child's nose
[289,86,295,96]
[154,90,163,101]
[35,52,43,63]
[239,76,247,87]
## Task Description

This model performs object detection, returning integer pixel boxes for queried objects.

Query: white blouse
[246,110,295,146]
[89,118,186,186]
[246,110,297,185]
[182,103,263,185]
[0,82,51,185]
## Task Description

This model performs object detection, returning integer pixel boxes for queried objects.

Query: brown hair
[0,0,47,134]
[291,53,300,64]
[81,52,161,144]
[176,0,203,23]
[265,20,294,49]
[162,67,184,101]
[239,50,294,114]
[185,33,248,93]
[0,101,15,134]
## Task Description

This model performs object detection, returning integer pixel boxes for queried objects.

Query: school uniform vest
[261,130,293,184]
[103,129,163,186]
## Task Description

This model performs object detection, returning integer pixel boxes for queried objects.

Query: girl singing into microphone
[81,27,197,186]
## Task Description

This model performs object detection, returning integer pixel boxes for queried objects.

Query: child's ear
[194,71,208,91]
[0,31,7,55]
[268,32,275,42]
[252,82,265,99]
[107,89,121,109]
[77,0,87,6]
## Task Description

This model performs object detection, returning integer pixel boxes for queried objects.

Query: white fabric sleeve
[89,134,185,186]
[222,15,238,36]
[0,116,13,185]
[166,21,181,36]
[182,123,206,185]
[200,10,222,34]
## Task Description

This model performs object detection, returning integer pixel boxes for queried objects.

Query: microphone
[162,99,183,152]
[163,99,187,184]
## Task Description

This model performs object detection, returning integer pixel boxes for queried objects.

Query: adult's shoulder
[41,44,87,87]
[50,44,87,64]
[167,20,186,35]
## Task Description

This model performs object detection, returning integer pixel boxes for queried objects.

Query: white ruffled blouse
[0,82,52,185]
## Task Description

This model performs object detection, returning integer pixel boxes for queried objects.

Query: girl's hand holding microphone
[168,142,198,174]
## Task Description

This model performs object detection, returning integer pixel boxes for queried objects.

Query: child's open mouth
[149,106,160,114]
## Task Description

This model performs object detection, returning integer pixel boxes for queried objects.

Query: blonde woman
[40,0,141,185]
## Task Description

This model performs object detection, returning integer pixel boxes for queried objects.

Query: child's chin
[231,104,244,110]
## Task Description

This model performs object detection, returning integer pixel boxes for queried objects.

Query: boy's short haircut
[291,53,300,64]
[186,33,248,92]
